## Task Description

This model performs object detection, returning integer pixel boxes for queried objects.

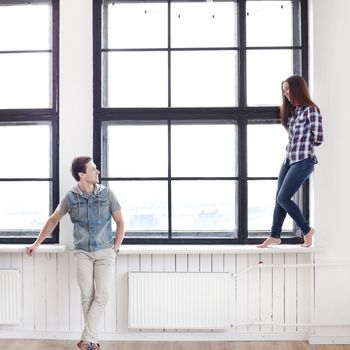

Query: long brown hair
[280,75,319,128]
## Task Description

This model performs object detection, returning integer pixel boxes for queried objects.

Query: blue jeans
[271,158,314,238]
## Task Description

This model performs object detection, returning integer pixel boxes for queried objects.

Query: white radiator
[128,272,231,330]
[0,269,22,325]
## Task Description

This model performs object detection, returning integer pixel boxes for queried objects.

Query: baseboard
[308,335,350,344]
[0,330,308,342]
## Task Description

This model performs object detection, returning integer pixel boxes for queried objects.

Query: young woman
[258,75,324,248]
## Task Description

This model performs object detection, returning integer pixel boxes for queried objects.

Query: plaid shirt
[286,106,324,164]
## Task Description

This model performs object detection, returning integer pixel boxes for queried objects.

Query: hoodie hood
[71,183,106,196]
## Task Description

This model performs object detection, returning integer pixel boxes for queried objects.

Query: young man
[26,156,125,350]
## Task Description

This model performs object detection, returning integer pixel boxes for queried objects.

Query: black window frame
[0,0,60,244]
[93,0,309,245]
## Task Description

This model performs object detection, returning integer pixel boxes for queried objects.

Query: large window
[94,0,308,244]
[0,0,59,243]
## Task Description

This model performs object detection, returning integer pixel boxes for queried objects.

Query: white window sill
[0,244,66,254]
[118,244,320,255]
[0,244,319,255]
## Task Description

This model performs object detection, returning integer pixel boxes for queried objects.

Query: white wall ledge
[117,244,320,255]
[0,244,66,254]
[0,244,319,255]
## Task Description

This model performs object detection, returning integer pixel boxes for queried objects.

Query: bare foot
[301,228,314,247]
[257,237,281,248]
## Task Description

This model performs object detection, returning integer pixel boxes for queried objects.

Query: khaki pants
[75,248,116,344]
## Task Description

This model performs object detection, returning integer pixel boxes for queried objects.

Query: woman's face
[282,81,290,102]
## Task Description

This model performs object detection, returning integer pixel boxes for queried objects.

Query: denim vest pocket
[70,201,88,222]
[93,198,110,219]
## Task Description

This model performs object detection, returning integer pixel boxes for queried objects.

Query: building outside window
[94,0,308,244]
[0,0,59,243]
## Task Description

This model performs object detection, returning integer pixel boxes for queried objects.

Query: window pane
[108,181,168,235]
[104,1,167,49]
[0,124,51,178]
[0,182,50,232]
[248,123,287,177]
[247,49,300,106]
[0,2,51,51]
[171,1,237,48]
[171,50,238,107]
[172,181,237,235]
[246,1,299,47]
[0,53,51,109]
[103,52,168,107]
[248,180,293,234]
[172,124,238,177]
[104,123,168,177]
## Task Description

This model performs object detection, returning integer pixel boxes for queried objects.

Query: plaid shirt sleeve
[308,106,324,146]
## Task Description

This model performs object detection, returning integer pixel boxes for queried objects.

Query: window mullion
[238,114,247,243]
[238,0,247,108]
[168,120,172,239]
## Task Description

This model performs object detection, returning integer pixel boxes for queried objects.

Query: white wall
[59,0,93,247]
[0,251,312,341]
[310,0,350,344]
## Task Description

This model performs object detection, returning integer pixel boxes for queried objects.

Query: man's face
[80,161,100,184]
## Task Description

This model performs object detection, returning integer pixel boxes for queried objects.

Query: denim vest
[67,185,113,251]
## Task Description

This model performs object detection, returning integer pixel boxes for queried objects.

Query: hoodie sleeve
[55,194,70,215]
[109,189,122,212]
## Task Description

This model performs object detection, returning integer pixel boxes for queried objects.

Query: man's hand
[26,244,38,256]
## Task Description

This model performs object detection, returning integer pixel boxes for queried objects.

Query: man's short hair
[71,156,92,182]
